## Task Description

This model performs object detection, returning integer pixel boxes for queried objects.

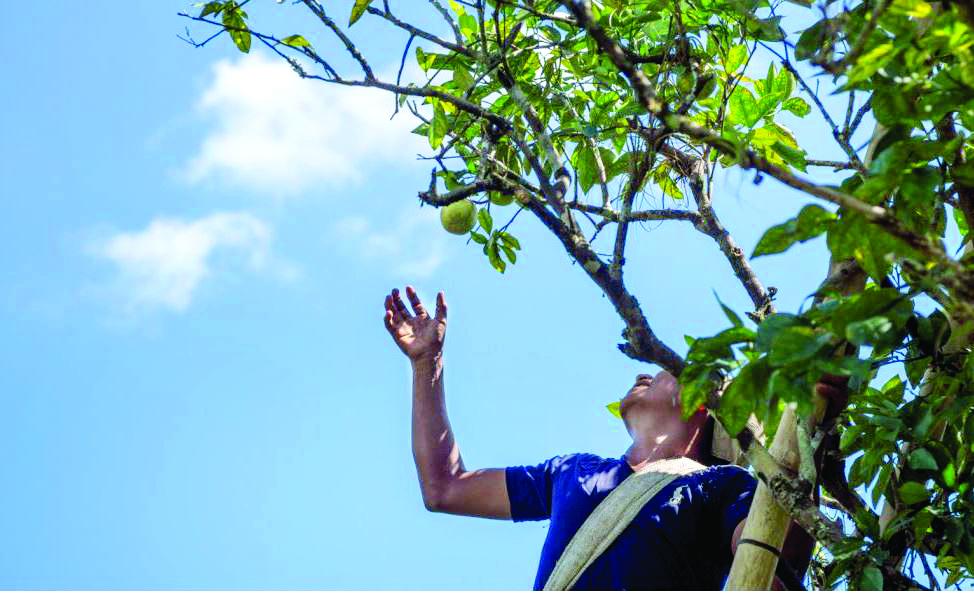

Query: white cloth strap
[542,457,706,591]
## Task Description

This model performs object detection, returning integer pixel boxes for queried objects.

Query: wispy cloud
[334,208,448,279]
[90,212,294,313]
[181,52,426,197]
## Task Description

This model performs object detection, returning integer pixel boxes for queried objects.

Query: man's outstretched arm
[384,286,511,519]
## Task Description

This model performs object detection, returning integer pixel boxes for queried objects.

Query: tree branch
[301,0,375,80]
[364,4,473,57]
[418,174,508,206]
[657,142,773,312]
[611,150,653,279]
[516,185,685,372]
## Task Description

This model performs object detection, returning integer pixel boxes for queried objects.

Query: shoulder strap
[542,457,705,591]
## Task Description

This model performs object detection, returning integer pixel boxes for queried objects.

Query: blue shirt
[505,453,757,590]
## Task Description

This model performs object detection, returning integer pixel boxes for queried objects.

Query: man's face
[618,370,683,420]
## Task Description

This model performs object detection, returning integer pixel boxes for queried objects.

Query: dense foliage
[181,0,974,589]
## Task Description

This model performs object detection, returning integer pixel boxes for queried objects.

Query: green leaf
[415,46,430,72]
[199,1,224,17]
[827,213,904,282]
[606,401,622,419]
[859,565,883,590]
[755,92,786,120]
[486,240,506,273]
[477,208,493,234]
[773,68,794,98]
[756,314,803,352]
[498,231,521,250]
[769,326,832,366]
[840,425,864,452]
[452,66,474,92]
[781,97,811,117]
[428,102,448,149]
[729,87,760,128]
[349,0,374,26]
[458,14,477,39]
[845,43,895,85]
[689,326,756,359]
[846,315,893,345]
[913,508,934,542]
[872,463,892,508]
[500,243,517,264]
[942,462,957,488]
[897,480,929,505]
[655,168,684,199]
[222,5,251,53]
[572,145,597,193]
[747,15,784,41]
[714,291,743,327]
[720,358,772,434]
[752,205,834,257]
[470,232,488,245]
[826,287,912,340]
[955,207,970,239]
[281,34,311,48]
[770,141,807,171]
[796,19,829,61]
[908,448,939,471]
[726,45,749,73]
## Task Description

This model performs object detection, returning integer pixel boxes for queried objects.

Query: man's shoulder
[525,452,625,478]
[698,463,758,489]
[545,451,621,467]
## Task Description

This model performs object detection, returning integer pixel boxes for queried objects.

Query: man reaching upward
[383,286,830,589]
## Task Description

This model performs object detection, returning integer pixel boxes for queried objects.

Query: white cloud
[90,212,292,312]
[182,52,426,197]
[334,208,448,278]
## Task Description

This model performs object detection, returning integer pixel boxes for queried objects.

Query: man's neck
[624,429,704,471]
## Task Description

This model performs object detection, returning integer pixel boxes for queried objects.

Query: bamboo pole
[725,120,890,592]
[725,407,801,590]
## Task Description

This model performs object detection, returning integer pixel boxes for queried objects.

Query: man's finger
[383,309,396,333]
[434,291,447,323]
[391,288,411,319]
[405,285,428,318]
[385,294,402,324]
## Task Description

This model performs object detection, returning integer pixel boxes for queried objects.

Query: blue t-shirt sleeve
[504,454,571,522]
[710,465,758,551]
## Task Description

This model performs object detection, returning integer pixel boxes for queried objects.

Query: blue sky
[0,1,958,589]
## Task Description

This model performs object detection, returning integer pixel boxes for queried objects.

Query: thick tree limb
[510,183,685,372]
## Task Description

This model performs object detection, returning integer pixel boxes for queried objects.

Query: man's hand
[814,373,850,419]
[384,286,447,363]
[386,286,511,519]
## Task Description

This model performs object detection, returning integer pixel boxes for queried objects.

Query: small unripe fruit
[440,199,478,235]
[490,192,514,206]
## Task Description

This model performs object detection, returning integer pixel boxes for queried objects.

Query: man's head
[618,370,712,462]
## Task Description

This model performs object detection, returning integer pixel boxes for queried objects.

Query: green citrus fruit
[440,199,478,235]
